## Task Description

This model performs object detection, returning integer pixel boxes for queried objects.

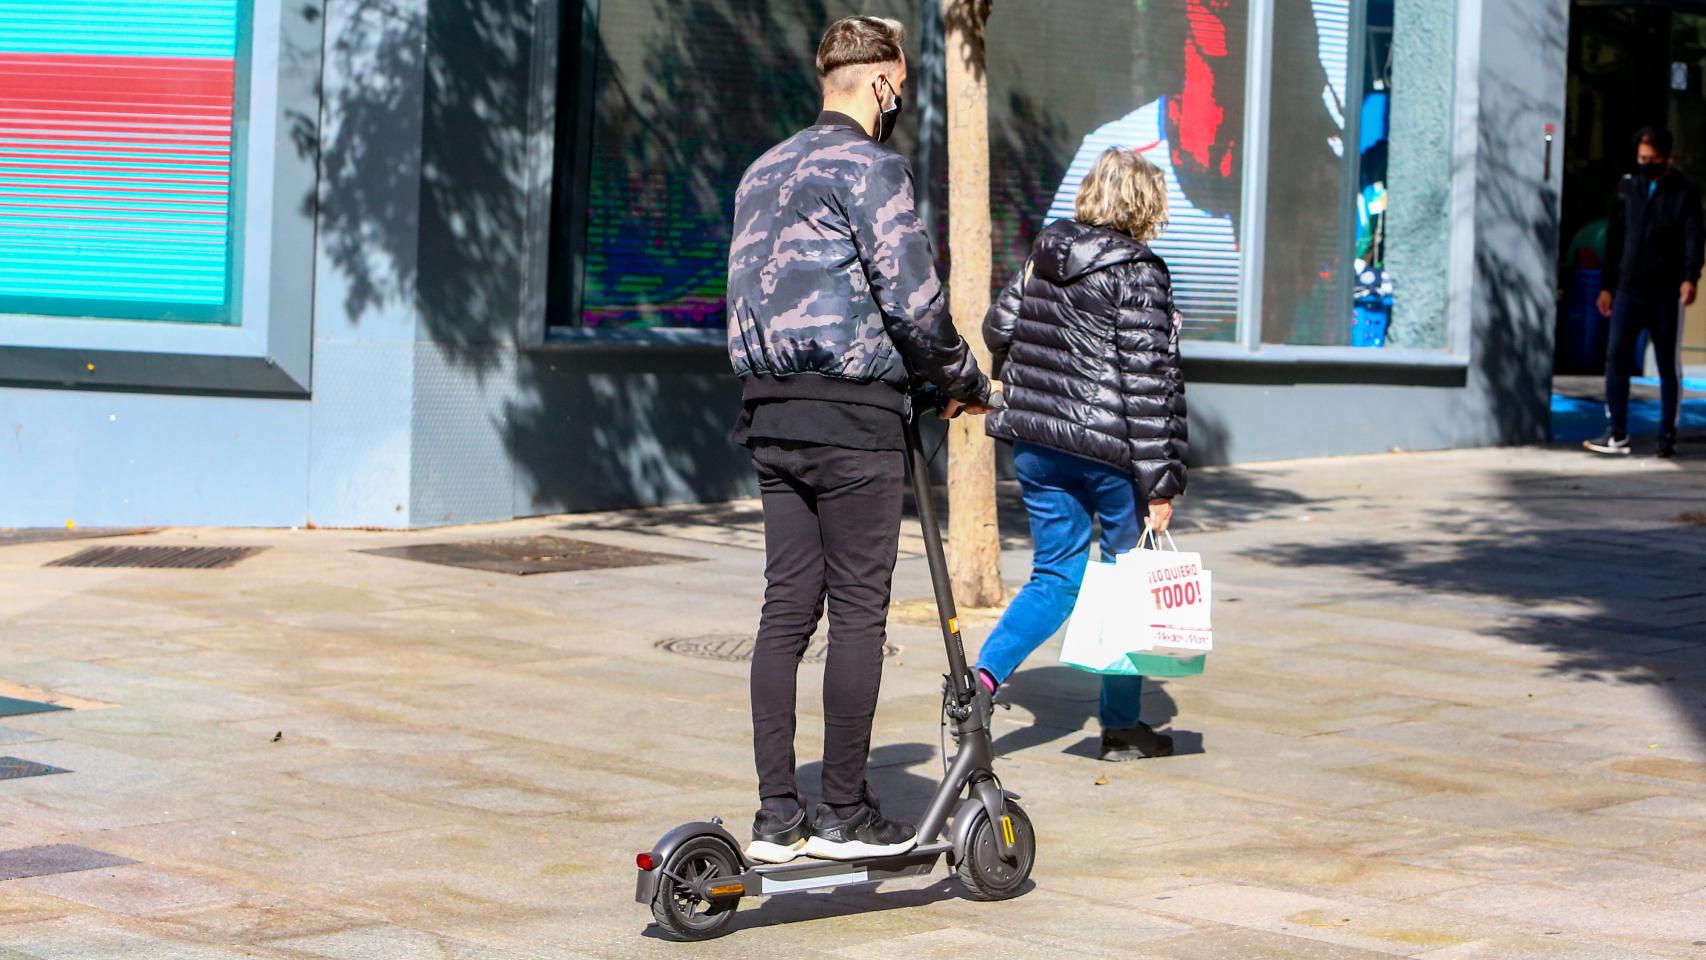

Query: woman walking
[976,147,1188,761]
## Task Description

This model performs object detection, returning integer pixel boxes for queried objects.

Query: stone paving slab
[0,444,1703,957]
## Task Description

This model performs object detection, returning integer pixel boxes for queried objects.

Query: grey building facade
[0,0,1570,528]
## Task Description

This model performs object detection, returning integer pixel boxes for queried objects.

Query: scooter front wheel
[955,801,1035,901]
[649,836,741,940]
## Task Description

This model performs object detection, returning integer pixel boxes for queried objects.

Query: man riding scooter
[725,15,994,864]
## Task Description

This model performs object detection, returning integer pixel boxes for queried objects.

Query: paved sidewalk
[1,444,1704,959]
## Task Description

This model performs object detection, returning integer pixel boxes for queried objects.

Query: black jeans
[1605,290,1684,437]
[749,440,903,809]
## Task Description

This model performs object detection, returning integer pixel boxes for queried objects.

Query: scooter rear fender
[634,821,748,904]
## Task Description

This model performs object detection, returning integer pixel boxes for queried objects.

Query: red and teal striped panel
[0,0,240,322]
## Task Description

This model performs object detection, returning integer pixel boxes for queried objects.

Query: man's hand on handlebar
[940,399,996,419]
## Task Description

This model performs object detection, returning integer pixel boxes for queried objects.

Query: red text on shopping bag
[1128,553,1212,653]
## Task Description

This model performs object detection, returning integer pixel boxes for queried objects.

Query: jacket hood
[1031,219,1154,284]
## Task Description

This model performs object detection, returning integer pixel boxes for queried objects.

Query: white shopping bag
[1059,530,1213,677]
[1058,559,1143,675]
[1116,530,1213,655]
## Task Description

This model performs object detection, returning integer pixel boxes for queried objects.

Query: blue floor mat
[1551,393,1706,443]
[1631,376,1706,391]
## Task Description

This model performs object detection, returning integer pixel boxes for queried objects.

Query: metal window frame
[540,0,601,343]
[0,0,323,396]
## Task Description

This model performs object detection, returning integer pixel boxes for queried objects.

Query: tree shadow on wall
[291,0,1129,515]
[1467,1,1566,446]
[503,346,753,514]
[292,0,545,378]
[500,0,888,511]
[291,0,426,331]
[298,0,848,511]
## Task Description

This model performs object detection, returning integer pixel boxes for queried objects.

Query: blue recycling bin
[1556,267,1608,374]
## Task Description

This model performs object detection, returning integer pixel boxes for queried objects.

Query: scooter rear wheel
[650,836,741,940]
[956,801,1035,901]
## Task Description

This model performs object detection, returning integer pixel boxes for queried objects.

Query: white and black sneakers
[745,806,811,864]
[801,804,918,861]
[746,799,919,863]
[1576,431,1630,453]
[1583,431,1632,455]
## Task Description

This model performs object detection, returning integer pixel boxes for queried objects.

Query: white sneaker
[800,803,917,861]
[1583,432,1631,455]
[745,806,810,864]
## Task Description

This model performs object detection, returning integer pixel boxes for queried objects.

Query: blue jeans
[975,442,1147,730]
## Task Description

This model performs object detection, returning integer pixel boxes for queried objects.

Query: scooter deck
[736,841,953,896]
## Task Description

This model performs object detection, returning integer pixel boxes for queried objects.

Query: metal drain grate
[365,536,697,576]
[657,635,899,663]
[0,757,69,780]
[48,545,265,570]
[0,844,136,881]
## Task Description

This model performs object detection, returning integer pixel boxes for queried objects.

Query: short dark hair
[816,16,905,79]
[1636,126,1675,157]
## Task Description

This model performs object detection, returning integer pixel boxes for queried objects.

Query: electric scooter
[634,391,1036,940]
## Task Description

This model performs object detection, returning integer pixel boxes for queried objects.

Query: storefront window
[0,0,242,324]
[574,1,922,330]
[994,0,1249,343]
[1261,0,1415,349]
[1260,0,1356,346]
[557,0,1455,355]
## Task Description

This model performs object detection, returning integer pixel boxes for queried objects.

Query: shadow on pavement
[704,878,967,937]
[990,666,1204,759]
[796,742,949,827]
[1252,464,1706,740]
[562,500,763,532]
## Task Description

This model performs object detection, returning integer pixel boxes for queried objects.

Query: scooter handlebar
[910,387,950,418]
[910,387,1002,420]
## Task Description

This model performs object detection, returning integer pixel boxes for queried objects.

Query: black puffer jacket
[983,220,1188,499]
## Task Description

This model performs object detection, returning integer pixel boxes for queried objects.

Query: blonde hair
[1073,147,1169,242]
[817,16,906,94]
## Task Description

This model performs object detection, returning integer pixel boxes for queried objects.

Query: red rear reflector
[636,852,656,871]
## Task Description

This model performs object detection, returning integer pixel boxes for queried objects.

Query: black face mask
[1639,160,1668,180]
[874,76,902,143]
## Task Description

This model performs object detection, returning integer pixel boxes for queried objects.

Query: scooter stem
[903,408,978,709]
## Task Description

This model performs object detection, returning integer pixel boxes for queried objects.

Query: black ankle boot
[1099,722,1175,761]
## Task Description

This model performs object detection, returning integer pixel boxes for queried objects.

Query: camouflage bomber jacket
[726,112,990,407]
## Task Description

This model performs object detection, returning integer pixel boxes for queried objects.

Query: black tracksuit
[1601,170,1704,438]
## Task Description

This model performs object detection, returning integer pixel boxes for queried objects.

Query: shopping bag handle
[1137,525,1179,552]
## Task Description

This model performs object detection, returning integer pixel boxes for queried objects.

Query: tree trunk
[942,0,1003,608]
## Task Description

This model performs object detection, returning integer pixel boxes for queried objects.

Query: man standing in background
[1590,126,1702,459]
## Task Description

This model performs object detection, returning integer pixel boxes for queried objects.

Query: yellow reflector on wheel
[1000,815,1015,846]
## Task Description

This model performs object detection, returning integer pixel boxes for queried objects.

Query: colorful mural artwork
[0,0,240,323]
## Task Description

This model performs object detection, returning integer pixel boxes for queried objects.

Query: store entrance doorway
[1560,0,1706,377]
[1553,0,1706,448]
